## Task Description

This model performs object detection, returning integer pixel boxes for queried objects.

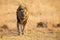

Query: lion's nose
[47,22,53,33]
[47,27,54,34]
[48,29,53,31]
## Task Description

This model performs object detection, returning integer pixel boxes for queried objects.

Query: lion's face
[17,5,28,19]
[21,5,27,18]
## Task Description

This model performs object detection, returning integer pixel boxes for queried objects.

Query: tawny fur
[16,5,28,35]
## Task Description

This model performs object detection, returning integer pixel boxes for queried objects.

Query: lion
[16,5,29,35]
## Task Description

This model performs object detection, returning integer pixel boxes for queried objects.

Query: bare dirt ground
[0,0,60,40]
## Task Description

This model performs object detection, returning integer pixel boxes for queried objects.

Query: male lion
[16,5,28,35]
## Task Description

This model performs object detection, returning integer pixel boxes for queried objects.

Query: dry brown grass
[0,0,60,40]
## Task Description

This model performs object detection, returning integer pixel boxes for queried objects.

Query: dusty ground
[0,0,60,40]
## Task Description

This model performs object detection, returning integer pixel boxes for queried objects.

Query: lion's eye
[53,23,60,28]
[21,10,24,12]
[56,23,60,27]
